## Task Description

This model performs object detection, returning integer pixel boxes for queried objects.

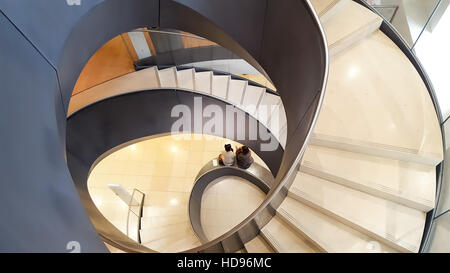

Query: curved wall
[0,0,326,252]
[67,89,284,251]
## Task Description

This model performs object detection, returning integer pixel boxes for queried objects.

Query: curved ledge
[66,89,283,252]
[189,160,274,244]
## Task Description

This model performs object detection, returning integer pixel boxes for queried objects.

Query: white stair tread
[211,75,230,99]
[244,235,274,253]
[301,145,435,211]
[227,79,247,105]
[239,85,265,115]
[311,0,349,21]
[141,214,189,229]
[322,0,382,55]
[194,71,212,94]
[278,196,397,253]
[261,215,319,253]
[140,221,191,244]
[256,93,282,129]
[268,102,287,136]
[68,66,160,115]
[312,30,443,165]
[290,172,426,252]
[176,68,195,90]
[158,67,178,88]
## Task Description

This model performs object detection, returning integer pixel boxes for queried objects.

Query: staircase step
[289,172,426,252]
[301,145,435,211]
[194,71,212,94]
[244,235,274,253]
[278,196,397,252]
[311,30,443,166]
[239,85,265,116]
[211,75,230,99]
[176,68,195,90]
[310,0,350,22]
[261,215,319,253]
[227,79,247,105]
[256,93,282,129]
[140,221,191,244]
[157,67,178,88]
[322,0,382,55]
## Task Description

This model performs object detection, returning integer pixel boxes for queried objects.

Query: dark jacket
[236,150,254,169]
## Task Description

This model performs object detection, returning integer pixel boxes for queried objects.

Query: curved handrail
[182,0,329,253]
[188,159,275,243]
[126,189,145,243]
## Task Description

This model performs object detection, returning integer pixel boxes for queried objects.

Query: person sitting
[235,145,254,169]
[218,144,235,166]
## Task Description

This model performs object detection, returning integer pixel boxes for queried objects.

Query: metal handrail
[183,0,329,253]
[126,189,145,243]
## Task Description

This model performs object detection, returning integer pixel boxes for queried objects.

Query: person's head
[242,146,250,155]
[224,144,232,152]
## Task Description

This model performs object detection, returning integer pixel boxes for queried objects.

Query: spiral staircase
[0,0,445,253]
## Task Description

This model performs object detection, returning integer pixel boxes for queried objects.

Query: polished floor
[201,176,266,240]
[88,133,269,251]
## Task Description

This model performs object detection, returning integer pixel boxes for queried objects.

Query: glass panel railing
[131,28,276,91]
[126,189,145,243]
[364,0,441,48]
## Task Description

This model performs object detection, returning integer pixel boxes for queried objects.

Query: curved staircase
[67,0,443,253]
[244,0,443,253]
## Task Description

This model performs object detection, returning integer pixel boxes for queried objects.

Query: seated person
[218,144,235,166]
[235,145,254,169]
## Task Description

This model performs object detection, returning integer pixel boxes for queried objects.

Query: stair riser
[288,189,415,253]
[300,163,434,212]
[310,134,442,166]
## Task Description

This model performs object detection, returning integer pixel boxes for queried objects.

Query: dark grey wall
[0,11,106,252]
[0,0,326,252]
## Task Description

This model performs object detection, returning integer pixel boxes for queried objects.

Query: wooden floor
[72,35,135,95]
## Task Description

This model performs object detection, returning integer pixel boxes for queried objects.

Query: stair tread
[227,79,246,105]
[194,71,212,94]
[322,0,382,54]
[301,145,435,211]
[239,85,265,115]
[261,215,319,253]
[312,30,443,165]
[290,172,426,252]
[244,235,274,253]
[256,93,282,129]
[176,68,195,90]
[279,196,397,253]
[158,67,177,88]
[211,75,230,99]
